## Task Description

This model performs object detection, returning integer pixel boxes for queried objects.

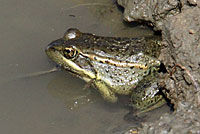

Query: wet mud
[117,0,200,133]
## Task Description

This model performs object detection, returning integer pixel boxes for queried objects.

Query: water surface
[0,0,169,134]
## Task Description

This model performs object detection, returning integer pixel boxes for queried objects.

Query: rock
[117,0,181,30]
[117,0,200,133]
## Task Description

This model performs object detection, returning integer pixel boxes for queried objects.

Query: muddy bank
[117,0,200,133]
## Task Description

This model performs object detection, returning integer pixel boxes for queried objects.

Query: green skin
[46,28,166,114]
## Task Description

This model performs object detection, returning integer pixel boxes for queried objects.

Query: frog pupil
[65,49,71,53]
[64,48,77,59]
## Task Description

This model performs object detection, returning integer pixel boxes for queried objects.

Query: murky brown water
[0,0,170,134]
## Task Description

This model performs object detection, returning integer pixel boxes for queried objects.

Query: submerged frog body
[46,28,166,114]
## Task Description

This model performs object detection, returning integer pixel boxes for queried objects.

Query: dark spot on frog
[139,67,143,70]
[105,60,110,64]
[105,69,109,73]
[93,56,97,60]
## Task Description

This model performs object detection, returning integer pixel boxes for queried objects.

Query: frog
[45,28,166,114]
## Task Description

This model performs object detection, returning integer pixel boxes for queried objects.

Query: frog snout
[46,39,64,53]
[45,45,55,53]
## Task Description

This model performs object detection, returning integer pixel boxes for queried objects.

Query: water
[0,0,169,133]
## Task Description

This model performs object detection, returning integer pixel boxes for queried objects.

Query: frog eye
[63,28,81,40]
[63,47,78,59]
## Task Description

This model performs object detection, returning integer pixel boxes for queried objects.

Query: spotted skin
[46,28,166,114]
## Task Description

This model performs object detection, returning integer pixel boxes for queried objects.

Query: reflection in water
[47,72,101,110]
[0,0,165,133]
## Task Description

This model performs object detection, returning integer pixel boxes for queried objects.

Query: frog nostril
[46,45,54,52]
[45,45,57,55]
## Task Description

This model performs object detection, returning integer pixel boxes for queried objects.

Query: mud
[117,0,200,133]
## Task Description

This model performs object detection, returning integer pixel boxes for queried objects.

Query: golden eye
[63,47,77,59]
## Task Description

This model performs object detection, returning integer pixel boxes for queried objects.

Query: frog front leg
[94,80,118,103]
